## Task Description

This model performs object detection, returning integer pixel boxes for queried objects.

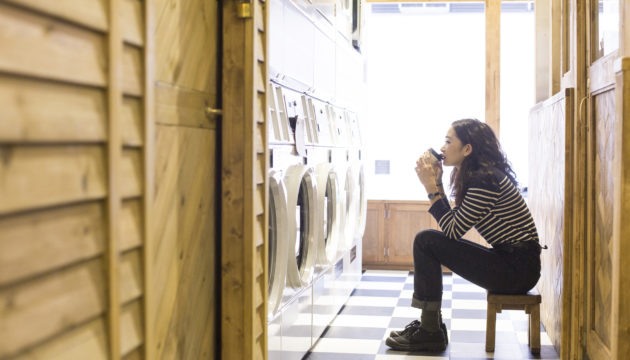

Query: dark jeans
[412,229,541,309]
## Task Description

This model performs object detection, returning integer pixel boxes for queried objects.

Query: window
[364,2,485,200]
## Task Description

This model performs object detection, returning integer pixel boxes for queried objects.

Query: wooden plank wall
[0,0,152,359]
[222,0,269,358]
[528,89,573,353]
[151,0,220,359]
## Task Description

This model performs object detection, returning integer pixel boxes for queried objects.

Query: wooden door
[151,0,221,359]
[362,200,385,265]
[386,202,433,266]
[583,1,618,357]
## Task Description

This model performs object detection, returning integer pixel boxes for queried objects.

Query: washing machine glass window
[295,179,311,270]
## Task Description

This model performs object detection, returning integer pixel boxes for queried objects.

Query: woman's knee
[414,229,443,250]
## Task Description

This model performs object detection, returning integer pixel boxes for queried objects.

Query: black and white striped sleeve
[428,186,500,240]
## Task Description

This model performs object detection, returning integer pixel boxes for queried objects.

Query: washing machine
[267,169,289,359]
[345,110,368,242]
[267,83,320,360]
[307,97,346,342]
[267,81,365,359]
[267,81,293,360]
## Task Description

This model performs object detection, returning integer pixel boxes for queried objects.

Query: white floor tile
[392,306,422,318]
[452,283,486,293]
[310,338,382,354]
[330,314,392,328]
[346,296,399,307]
[281,336,312,352]
[400,290,414,299]
[312,295,335,306]
[356,281,405,290]
[451,318,513,332]
[364,270,410,277]
[451,299,487,310]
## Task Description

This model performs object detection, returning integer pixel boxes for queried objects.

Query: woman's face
[440,127,471,168]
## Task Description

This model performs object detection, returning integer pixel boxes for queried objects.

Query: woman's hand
[415,151,443,193]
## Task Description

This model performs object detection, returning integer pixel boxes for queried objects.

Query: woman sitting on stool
[386,118,543,352]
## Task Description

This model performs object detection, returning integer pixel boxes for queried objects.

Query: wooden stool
[485,291,542,354]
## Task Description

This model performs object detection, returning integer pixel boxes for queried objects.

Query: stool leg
[486,303,496,352]
[529,305,540,354]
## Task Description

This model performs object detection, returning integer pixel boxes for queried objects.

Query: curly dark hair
[449,119,518,206]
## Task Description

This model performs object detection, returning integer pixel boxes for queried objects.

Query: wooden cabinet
[362,200,488,270]
[362,201,435,269]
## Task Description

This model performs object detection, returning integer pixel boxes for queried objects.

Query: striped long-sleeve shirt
[428,170,539,247]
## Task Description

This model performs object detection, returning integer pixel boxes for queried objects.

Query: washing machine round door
[268,170,289,316]
[284,165,318,288]
[314,163,341,265]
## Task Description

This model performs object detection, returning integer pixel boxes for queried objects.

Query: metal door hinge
[237,1,252,18]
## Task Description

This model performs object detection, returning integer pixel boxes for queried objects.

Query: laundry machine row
[267,82,367,360]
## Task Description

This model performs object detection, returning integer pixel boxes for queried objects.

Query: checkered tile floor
[304,270,559,360]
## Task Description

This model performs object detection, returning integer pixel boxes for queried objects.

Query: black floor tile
[350,289,401,297]
[452,291,487,300]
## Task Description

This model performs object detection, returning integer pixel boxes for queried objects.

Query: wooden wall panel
[12,317,109,360]
[0,202,105,286]
[120,300,143,356]
[0,146,107,214]
[155,0,220,98]
[0,1,153,359]
[151,124,217,360]
[122,97,144,147]
[123,45,144,97]
[612,57,630,360]
[528,89,572,351]
[121,149,143,199]
[4,0,108,32]
[120,199,143,252]
[590,89,616,349]
[0,259,106,357]
[122,347,143,360]
[120,250,143,304]
[0,3,107,86]
[122,0,144,46]
[0,76,107,143]
[222,0,269,355]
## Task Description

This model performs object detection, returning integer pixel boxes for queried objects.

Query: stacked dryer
[267,83,367,360]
